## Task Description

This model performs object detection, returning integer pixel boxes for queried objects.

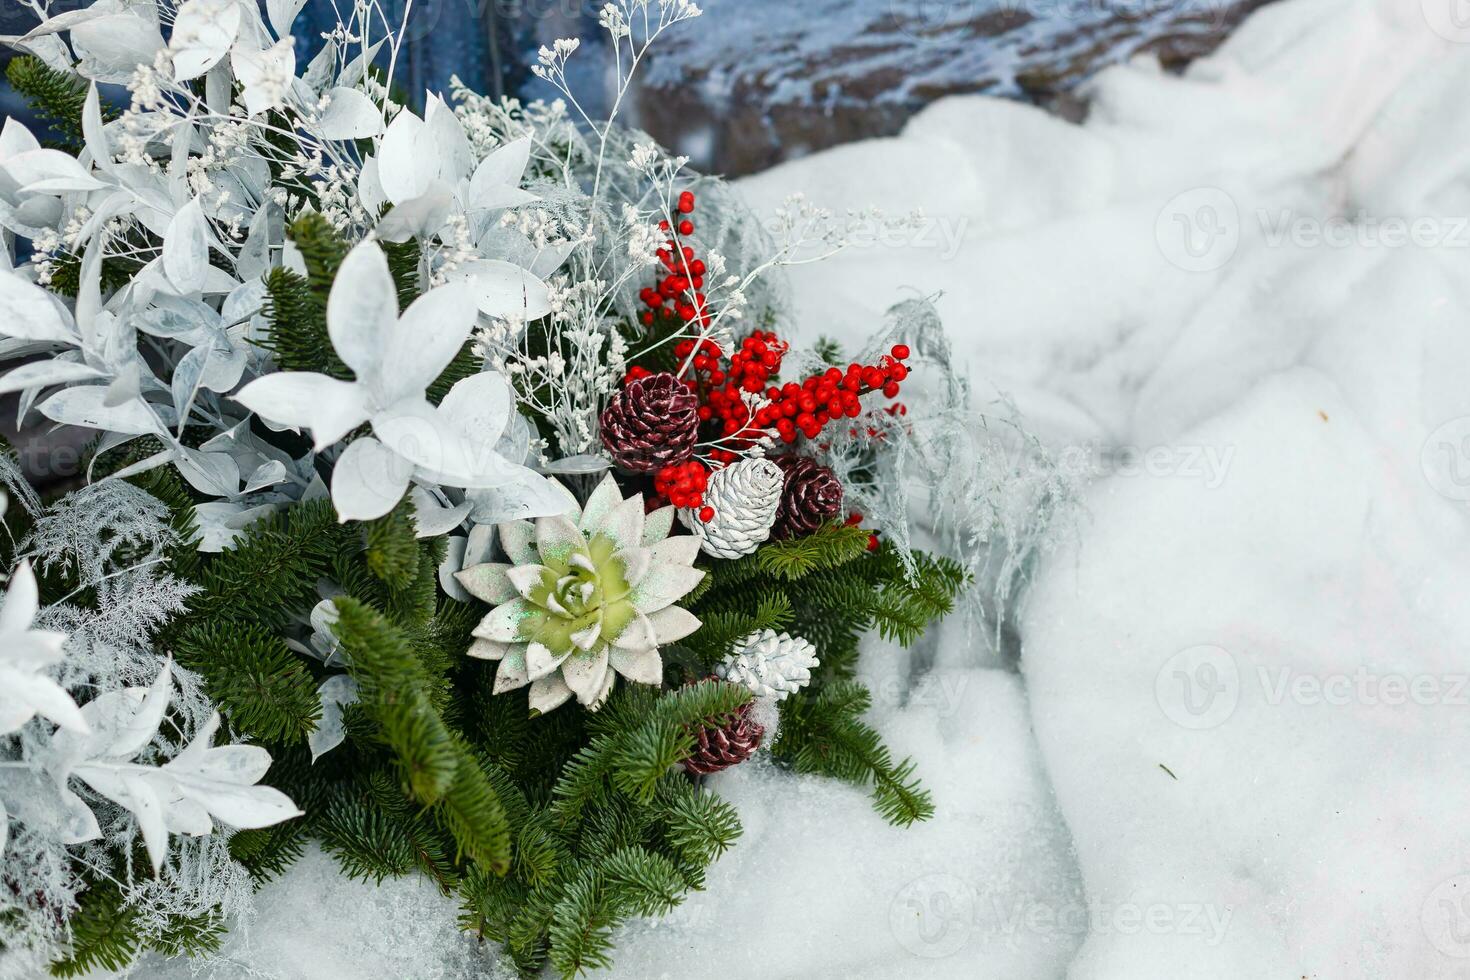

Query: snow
[117,0,1470,975]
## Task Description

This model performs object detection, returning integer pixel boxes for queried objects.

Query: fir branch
[172,620,322,744]
[775,680,935,827]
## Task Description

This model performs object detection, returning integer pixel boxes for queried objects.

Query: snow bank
[739,0,1470,975]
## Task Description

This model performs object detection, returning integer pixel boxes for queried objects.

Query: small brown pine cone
[684,700,765,775]
[771,455,844,540]
[599,372,700,473]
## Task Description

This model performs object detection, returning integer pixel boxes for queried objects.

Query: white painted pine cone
[714,628,819,701]
[678,457,782,559]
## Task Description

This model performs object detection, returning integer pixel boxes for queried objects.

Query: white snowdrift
[738,0,1470,976]
[127,0,1470,975]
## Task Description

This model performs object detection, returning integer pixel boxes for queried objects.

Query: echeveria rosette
[455,475,704,714]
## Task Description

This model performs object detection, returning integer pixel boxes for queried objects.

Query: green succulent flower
[455,475,704,713]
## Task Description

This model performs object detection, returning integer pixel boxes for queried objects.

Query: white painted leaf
[376,110,432,204]
[0,273,76,343]
[542,454,612,475]
[467,137,534,210]
[2,148,107,193]
[169,0,242,81]
[383,281,477,403]
[233,40,295,117]
[463,469,573,525]
[82,84,116,176]
[410,485,472,538]
[0,359,107,396]
[424,94,474,185]
[40,386,164,436]
[70,13,166,83]
[302,38,337,93]
[266,0,308,37]
[308,675,358,762]
[233,372,369,451]
[316,86,384,140]
[163,197,209,293]
[325,241,397,384]
[330,435,413,522]
[375,183,453,243]
[455,260,552,320]
[236,204,272,279]
[176,446,242,497]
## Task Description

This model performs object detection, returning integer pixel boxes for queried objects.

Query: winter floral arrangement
[0,1,1070,976]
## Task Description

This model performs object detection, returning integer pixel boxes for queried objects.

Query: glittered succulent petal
[578,474,622,534]
[535,514,585,568]
[641,505,675,545]
[528,673,573,714]
[611,548,651,592]
[505,563,551,603]
[569,614,603,651]
[646,605,701,644]
[497,520,537,564]
[525,640,570,681]
[586,667,617,711]
[454,563,517,605]
[492,646,530,693]
[594,494,644,551]
[562,646,610,705]
[649,534,701,569]
[467,638,510,661]
[610,608,656,651]
[474,598,544,642]
[609,646,662,685]
[629,565,705,613]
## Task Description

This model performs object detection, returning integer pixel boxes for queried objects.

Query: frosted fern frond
[810,298,1080,654]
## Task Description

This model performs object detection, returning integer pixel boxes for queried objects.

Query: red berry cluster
[679,330,789,463]
[750,344,911,444]
[653,459,712,521]
[638,190,708,328]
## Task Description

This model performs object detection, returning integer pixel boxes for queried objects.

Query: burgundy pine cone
[684,700,765,775]
[771,455,844,540]
[599,372,700,473]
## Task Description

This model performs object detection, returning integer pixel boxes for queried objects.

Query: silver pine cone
[678,457,783,559]
[714,629,819,701]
